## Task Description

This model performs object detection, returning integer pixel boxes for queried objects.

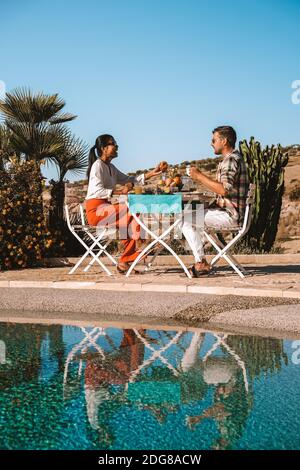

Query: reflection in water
[0,322,299,450]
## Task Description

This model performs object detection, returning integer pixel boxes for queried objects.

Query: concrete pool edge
[0,285,299,338]
[0,281,300,298]
[1,311,300,340]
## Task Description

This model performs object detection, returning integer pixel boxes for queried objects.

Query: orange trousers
[85,198,142,263]
[84,330,145,386]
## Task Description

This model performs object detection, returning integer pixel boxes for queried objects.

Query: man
[182,126,249,277]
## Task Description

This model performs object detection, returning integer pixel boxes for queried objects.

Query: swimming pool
[0,321,299,450]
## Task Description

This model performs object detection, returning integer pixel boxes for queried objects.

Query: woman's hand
[112,182,133,196]
[120,182,134,194]
[145,161,168,180]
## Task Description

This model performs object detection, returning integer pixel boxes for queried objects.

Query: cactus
[239,137,289,252]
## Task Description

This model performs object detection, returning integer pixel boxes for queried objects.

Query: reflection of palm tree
[0,323,46,388]
[48,325,65,373]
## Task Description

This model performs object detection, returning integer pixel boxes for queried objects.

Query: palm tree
[0,87,77,162]
[48,128,89,223]
[0,124,21,170]
[0,88,88,239]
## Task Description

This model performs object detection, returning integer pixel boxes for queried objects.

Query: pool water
[0,321,300,450]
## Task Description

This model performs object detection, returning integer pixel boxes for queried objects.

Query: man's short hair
[213,126,237,147]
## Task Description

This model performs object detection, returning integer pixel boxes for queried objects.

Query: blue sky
[1,0,300,181]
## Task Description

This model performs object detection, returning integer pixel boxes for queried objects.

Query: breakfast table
[120,191,214,278]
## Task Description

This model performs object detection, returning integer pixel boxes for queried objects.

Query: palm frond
[49,112,77,124]
[0,87,84,176]
[52,129,88,180]
[0,87,75,124]
[6,121,66,160]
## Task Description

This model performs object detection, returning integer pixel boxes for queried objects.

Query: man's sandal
[189,264,211,278]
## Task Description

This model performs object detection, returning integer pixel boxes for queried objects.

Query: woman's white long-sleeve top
[86,159,145,200]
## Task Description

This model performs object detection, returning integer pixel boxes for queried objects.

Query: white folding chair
[204,183,256,278]
[125,194,192,278]
[65,204,118,276]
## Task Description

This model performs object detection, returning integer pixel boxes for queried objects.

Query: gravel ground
[0,288,299,335]
[174,296,300,322]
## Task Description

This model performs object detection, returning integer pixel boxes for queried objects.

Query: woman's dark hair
[87,134,115,180]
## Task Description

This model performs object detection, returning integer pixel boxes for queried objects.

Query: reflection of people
[179,332,208,404]
[84,329,148,446]
[181,126,249,277]
[142,403,178,424]
[85,134,163,274]
[186,356,252,450]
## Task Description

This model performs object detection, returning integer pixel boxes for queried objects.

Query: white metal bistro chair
[65,204,118,276]
[204,183,256,278]
[125,194,192,278]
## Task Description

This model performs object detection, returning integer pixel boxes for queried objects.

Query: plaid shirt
[214,150,249,222]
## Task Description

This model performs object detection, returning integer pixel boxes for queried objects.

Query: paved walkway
[1,255,300,298]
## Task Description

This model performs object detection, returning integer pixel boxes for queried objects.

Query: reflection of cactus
[239,137,289,252]
[227,335,288,382]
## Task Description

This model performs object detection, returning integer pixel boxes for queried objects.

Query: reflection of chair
[63,327,115,398]
[65,204,117,276]
[203,184,256,278]
[127,329,183,383]
[203,333,249,392]
[127,330,186,410]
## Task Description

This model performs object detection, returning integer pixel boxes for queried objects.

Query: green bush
[0,159,54,270]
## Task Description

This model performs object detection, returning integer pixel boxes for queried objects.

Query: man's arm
[189,167,226,196]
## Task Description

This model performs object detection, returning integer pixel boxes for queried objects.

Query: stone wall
[65,182,88,206]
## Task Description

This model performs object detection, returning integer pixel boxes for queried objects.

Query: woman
[85,134,165,273]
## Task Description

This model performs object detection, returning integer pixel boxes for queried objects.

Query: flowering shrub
[0,159,53,270]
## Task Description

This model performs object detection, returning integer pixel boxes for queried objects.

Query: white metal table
[125,193,195,278]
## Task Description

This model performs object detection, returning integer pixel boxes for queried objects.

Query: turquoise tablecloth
[128,194,182,214]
